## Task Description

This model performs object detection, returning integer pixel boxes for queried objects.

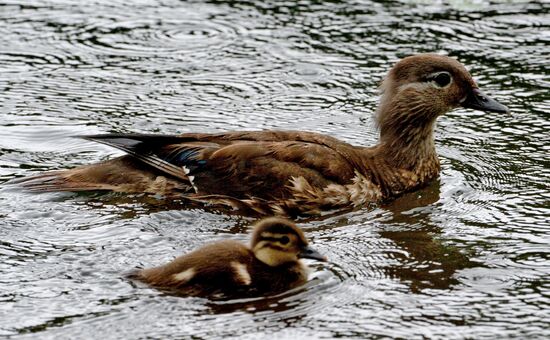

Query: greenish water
[0,0,548,338]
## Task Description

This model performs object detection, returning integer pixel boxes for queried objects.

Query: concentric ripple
[70,18,240,57]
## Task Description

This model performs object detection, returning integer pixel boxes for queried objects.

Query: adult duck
[19,54,509,216]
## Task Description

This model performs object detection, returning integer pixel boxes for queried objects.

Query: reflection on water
[379,181,479,292]
[1,0,549,338]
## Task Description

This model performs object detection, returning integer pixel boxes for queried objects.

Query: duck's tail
[10,155,192,195]
[10,169,109,192]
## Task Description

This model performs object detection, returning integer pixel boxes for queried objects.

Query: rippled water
[1,0,549,338]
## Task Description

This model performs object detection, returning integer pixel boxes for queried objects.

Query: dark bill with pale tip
[299,246,327,262]
[462,88,510,114]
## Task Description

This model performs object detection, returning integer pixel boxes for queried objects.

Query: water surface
[1,0,549,338]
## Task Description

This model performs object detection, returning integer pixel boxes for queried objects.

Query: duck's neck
[375,95,440,170]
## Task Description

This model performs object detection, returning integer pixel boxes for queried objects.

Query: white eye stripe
[428,71,451,78]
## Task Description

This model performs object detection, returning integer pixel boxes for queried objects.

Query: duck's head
[376,54,509,169]
[251,217,326,267]
[378,53,509,135]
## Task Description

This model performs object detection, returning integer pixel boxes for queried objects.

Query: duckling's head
[377,53,509,134]
[251,217,326,267]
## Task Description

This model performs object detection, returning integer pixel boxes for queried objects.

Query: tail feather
[11,156,193,195]
[12,170,121,192]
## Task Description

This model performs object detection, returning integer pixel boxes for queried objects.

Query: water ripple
[1,0,549,338]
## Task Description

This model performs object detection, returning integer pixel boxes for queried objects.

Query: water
[1,0,549,338]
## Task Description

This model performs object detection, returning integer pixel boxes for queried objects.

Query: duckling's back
[130,240,252,294]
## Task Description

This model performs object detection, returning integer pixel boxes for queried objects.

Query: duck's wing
[80,133,201,181]
[82,131,363,199]
[15,131,367,205]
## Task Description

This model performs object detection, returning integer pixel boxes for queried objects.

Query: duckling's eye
[279,236,290,245]
[429,72,452,88]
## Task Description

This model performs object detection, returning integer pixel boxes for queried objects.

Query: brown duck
[19,54,509,216]
[128,217,326,297]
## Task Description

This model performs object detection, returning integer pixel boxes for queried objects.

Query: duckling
[18,54,509,216]
[128,217,326,297]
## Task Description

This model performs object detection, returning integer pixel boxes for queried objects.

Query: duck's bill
[298,246,327,262]
[462,88,510,113]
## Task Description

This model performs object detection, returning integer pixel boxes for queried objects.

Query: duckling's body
[129,218,325,297]
[134,240,308,297]
[19,54,509,216]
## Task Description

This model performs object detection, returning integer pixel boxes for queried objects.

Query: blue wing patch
[163,148,207,175]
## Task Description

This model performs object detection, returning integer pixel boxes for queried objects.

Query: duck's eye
[279,236,290,245]
[429,72,452,87]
